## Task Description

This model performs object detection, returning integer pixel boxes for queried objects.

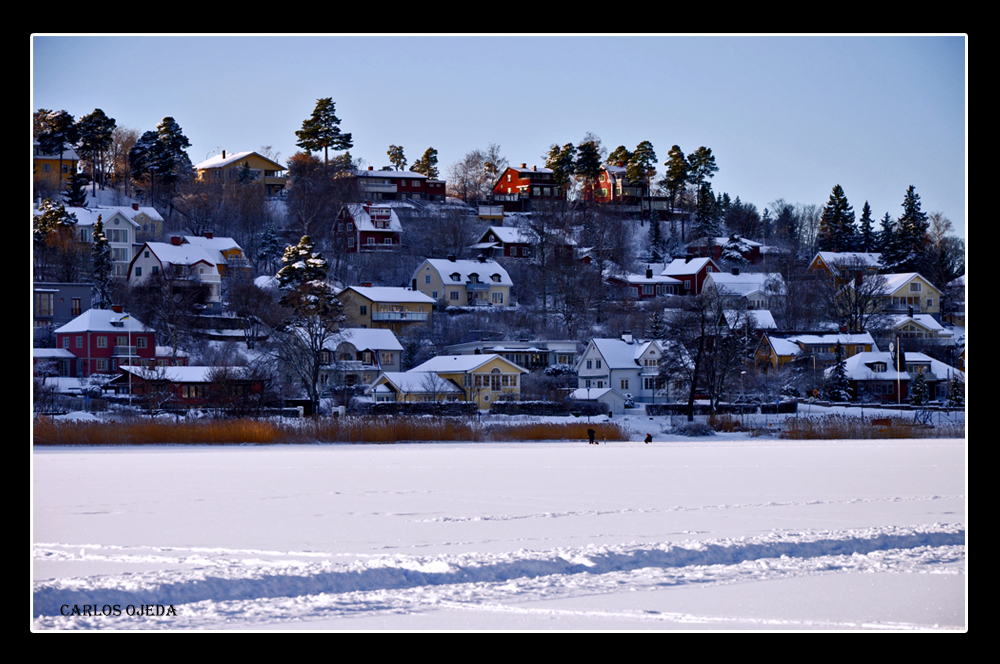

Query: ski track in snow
[32,523,965,630]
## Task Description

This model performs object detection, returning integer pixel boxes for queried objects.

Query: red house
[581,163,649,205]
[660,257,721,296]
[335,203,402,253]
[492,164,566,212]
[353,168,446,202]
[107,365,265,410]
[52,308,186,377]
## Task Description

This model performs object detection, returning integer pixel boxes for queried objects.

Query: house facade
[607,265,682,300]
[660,257,721,296]
[830,350,963,404]
[353,167,446,202]
[808,251,882,288]
[754,331,877,374]
[53,309,160,377]
[106,365,265,408]
[33,140,80,190]
[127,239,224,313]
[878,273,942,319]
[703,269,786,311]
[336,286,434,333]
[335,204,402,253]
[194,150,288,197]
[492,164,565,212]
[444,339,579,370]
[403,354,528,410]
[582,163,648,207]
[412,257,513,307]
[33,205,140,278]
[33,282,92,330]
[318,328,404,391]
[576,335,665,403]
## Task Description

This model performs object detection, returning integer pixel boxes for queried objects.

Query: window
[348,238,355,247]
[595,360,602,369]
[62,336,70,349]
[97,336,107,348]
[76,336,83,348]
[136,337,147,349]
[621,379,629,390]
[644,377,655,390]
[135,267,142,277]
[909,282,922,292]
[425,275,431,284]
[360,306,367,316]
[367,237,375,245]
[491,274,502,282]
[380,353,393,365]
[450,291,459,301]
[34,293,54,317]
[71,298,81,316]
[431,291,438,299]
[492,291,504,304]
[586,360,592,369]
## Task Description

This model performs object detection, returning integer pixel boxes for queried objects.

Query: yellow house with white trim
[193,150,287,197]
[367,354,527,410]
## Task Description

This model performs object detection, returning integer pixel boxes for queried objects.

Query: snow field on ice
[32,439,966,630]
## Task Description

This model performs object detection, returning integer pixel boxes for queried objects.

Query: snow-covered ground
[32,418,965,631]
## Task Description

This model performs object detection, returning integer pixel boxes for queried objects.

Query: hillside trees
[817,184,857,252]
[387,145,407,171]
[447,144,507,204]
[880,185,931,274]
[91,215,114,310]
[33,199,87,283]
[128,117,194,206]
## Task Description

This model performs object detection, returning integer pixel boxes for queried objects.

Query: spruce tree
[91,216,114,310]
[817,184,857,252]
[881,185,930,274]
[825,343,852,402]
[909,370,928,406]
[662,145,689,213]
[858,201,876,252]
[63,171,88,207]
[648,209,665,261]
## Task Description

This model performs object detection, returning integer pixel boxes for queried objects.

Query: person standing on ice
[588,428,596,444]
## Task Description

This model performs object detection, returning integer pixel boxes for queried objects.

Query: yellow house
[878,273,941,317]
[33,140,80,191]
[336,286,435,334]
[807,252,882,288]
[412,257,513,307]
[754,332,876,373]
[367,354,527,410]
[193,150,287,197]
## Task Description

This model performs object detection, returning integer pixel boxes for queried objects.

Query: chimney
[646,265,653,279]
[732,267,740,275]
[111,305,123,313]
[521,163,526,169]
[361,282,372,288]
[171,236,183,245]
[622,330,633,344]
[532,165,537,171]
[368,166,374,171]
[478,254,487,263]
[132,203,139,211]
[222,150,226,159]
[448,254,456,262]
[204,232,213,239]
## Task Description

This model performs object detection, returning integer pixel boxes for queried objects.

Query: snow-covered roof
[829,351,963,382]
[660,257,719,276]
[116,365,256,383]
[366,372,463,395]
[478,226,536,245]
[888,314,951,337]
[879,273,940,294]
[181,235,244,264]
[589,339,660,370]
[138,242,220,272]
[423,258,512,286]
[33,140,80,161]
[787,332,876,347]
[569,387,626,402]
[54,309,152,334]
[33,348,76,360]
[724,310,777,330]
[194,151,285,171]
[342,204,402,233]
[341,286,434,304]
[705,271,785,297]
[333,328,404,352]
[410,354,527,374]
[32,205,140,229]
[812,251,882,269]
[767,337,802,357]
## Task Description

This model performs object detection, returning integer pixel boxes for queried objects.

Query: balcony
[371,311,429,322]
[361,182,398,193]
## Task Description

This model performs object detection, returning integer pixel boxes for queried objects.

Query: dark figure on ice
[588,428,596,445]
[644,434,652,444]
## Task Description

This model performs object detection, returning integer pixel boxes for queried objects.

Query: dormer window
[450,273,461,282]
[491,274,501,282]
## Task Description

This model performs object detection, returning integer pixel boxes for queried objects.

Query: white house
[576,334,664,403]
[703,269,785,310]
[127,240,223,313]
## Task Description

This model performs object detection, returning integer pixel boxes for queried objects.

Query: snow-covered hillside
[32,436,965,631]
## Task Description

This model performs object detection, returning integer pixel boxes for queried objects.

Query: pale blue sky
[31,34,966,237]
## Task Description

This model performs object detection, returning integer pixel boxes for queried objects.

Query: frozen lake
[32,437,966,630]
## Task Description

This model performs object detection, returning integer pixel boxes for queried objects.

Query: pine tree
[154,117,193,189]
[662,145,689,213]
[35,109,78,192]
[574,140,602,193]
[62,171,88,207]
[545,143,576,191]
[909,369,928,406]
[295,98,353,168]
[858,201,876,252]
[76,108,117,195]
[648,209,665,261]
[947,377,964,408]
[606,145,632,166]
[411,147,439,179]
[387,145,407,171]
[91,215,114,310]
[817,184,857,252]
[880,185,930,274]
[825,343,852,402]
[626,140,657,190]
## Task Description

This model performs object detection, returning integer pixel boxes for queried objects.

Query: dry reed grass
[32,416,630,446]
[781,414,965,440]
